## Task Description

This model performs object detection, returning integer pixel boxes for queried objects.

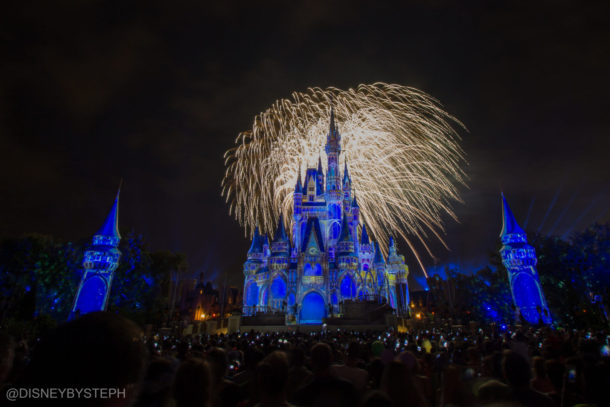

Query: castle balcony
[302,275,325,286]
[338,258,358,269]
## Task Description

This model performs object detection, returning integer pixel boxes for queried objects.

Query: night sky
[2,1,609,286]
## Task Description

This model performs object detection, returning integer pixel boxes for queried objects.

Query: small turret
[317,156,325,194]
[373,241,385,265]
[361,224,370,245]
[337,213,355,255]
[248,227,264,256]
[389,236,397,256]
[294,166,303,220]
[351,193,359,223]
[343,161,351,185]
[294,167,302,193]
[271,215,290,256]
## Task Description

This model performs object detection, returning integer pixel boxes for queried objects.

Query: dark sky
[2,0,609,286]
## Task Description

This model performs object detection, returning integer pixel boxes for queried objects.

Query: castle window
[304,263,322,276]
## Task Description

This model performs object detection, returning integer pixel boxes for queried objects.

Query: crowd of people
[1,312,609,407]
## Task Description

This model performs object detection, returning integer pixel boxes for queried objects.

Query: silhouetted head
[22,312,147,406]
[206,347,228,384]
[310,342,332,374]
[475,379,513,404]
[502,350,530,387]
[173,358,212,407]
[257,351,289,399]
[362,390,392,407]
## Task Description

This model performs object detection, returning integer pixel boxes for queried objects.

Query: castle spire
[343,160,350,183]
[325,106,342,194]
[373,241,385,264]
[273,214,288,242]
[96,187,121,239]
[248,227,264,254]
[294,165,302,193]
[338,212,353,242]
[361,224,370,245]
[329,106,336,134]
[389,236,397,256]
[500,193,526,238]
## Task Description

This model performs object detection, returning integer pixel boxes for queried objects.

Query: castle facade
[243,110,409,324]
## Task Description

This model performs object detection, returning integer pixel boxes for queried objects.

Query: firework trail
[222,83,466,275]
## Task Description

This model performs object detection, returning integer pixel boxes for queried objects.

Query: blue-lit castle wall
[500,194,552,324]
[69,192,121,319]
[243,111,409,324]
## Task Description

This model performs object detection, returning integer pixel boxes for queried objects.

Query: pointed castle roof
[500,193,526,237]
[343,161,350,184]
[248,227,264,254]
[272,215,288,242]
[361,224,370,245]
[294,166,302,193]
[389,236,397,256]
[339,213,353,242]
[329,106,337,134]
[373,241,385,264]
[96,189,121,239]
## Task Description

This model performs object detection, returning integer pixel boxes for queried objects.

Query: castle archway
[340,273,357,299]
[299,291,326,324]
[270,275,287,310]
[245,281,259,307]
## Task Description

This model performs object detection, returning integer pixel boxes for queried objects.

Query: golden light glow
[222,83,466,275]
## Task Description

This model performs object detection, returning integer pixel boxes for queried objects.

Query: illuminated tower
[342,162,352,213]
[386,237,409,314]
[325,108,342,194]
[70,190,121,319]
[500,194,551,324]
[243,228,265,315]
[325,108,342,247]
[269,215,290,311]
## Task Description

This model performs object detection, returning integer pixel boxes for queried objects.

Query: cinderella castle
[242,110,410,324]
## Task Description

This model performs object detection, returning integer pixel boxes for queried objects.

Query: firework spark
[222,83,466,275]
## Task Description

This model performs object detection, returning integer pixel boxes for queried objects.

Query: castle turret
[70,189,122,319]
[271,215,290,257]
[351,195,360,223]
[373,241,385,267]
[386,237,409,313]
[359,224,373,266]
[248,227,264,258]
[317,156,325,195]
[342,161,352,210]
[500,194,551,324]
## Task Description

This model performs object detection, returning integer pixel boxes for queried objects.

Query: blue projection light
[500,194,552,325]
[70,189,121,320]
